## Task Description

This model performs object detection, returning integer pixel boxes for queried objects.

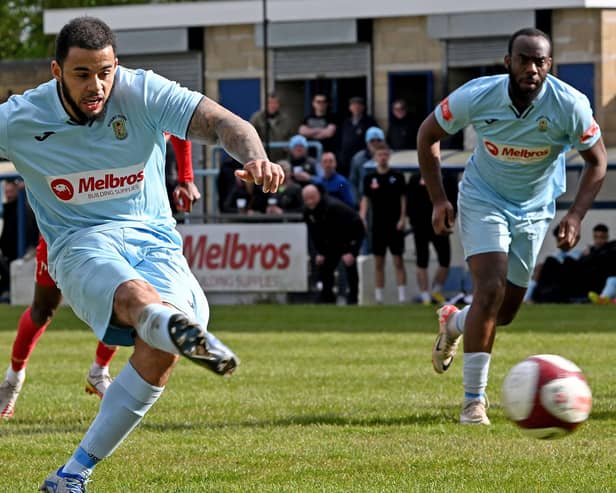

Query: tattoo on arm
[187,96,268,163]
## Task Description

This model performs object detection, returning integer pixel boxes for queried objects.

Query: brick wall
[372,17,442,127]
[0,60,51,99]
[204,24,263,103]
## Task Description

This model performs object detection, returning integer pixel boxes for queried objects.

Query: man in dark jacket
[387,99,418,150]
[338,97,377,177]
[302,184,365,304]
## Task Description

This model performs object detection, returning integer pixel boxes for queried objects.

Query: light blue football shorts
[458,192,553,288]
[52,226,209,346]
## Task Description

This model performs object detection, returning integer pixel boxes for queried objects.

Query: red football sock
[11,307,49,372]
[94,342,117,368]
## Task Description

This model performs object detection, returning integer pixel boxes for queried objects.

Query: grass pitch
[0,303,615,492]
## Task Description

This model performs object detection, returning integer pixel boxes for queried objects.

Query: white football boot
[0,372,25,419]
[40,467,88,492]
[431,305,462,374]
[460,395,491,425]
[85,368,113,399]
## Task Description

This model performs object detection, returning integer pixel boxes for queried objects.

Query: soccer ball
[501,354,592,439]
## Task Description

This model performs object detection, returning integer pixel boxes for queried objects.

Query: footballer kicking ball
[501,354,592,439]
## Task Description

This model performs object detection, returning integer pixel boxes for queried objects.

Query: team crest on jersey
[108,114,128,140]
[535,115,550,132]
[537,117,549,132]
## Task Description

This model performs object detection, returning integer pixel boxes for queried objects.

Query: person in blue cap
[288,134,319,187]
[349,126,386,203]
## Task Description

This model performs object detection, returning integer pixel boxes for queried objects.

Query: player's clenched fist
[234,159,285,193]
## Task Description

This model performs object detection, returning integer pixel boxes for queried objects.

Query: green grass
[1,303,616,492]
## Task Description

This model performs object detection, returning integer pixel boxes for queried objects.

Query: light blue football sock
[136,304,184,355]
[463,352,491,399]
[523,280,537,302]
[451,305,470,335]
[63,362,163,477]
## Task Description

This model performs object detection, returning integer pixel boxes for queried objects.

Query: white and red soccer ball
[501,354,592,439]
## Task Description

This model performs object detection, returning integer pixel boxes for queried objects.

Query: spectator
[407,170,459,304]
[531,224,616,303]
[302,184,365,304]
[312,153,355,304]
[0,179,38,299]
[586,224,616,304]
[222,176,259,214]
[288,134,319,187]
[250,92,294,162]
[349,126,385,203]
[299,93,337,154]
[262,162,303,215]
[216,156,243,212]
[338,96,378,177]
[387,99,418,150]
[0,179,38,263]
[582,223,609,255]
[524,226,583,303]
[360,143,407,304]
[313,152,354,208]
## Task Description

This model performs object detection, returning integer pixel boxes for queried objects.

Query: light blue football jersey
[434,74,601,212]
[0,66,203,266]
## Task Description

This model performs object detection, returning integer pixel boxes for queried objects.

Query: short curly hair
[55,17,116,66]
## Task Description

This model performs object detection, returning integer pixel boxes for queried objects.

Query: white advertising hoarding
[177,223,308,292]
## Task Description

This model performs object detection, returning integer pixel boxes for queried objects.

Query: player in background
[417,28,606,425]
[359,143,407,304]
[0,135,199,419]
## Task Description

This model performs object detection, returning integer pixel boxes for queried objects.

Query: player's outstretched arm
[558,137,608,250]
[187,96,284,193]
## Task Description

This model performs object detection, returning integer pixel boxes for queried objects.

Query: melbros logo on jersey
[483,140,550,163]
[47,163,145,204]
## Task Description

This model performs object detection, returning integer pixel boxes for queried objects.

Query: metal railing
[199,140,323,215]
[5,142,616,257]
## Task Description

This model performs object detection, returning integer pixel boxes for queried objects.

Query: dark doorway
[305,77,368,122]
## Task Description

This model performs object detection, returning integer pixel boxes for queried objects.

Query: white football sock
[89,362,109,375]
[5,365,25,385]
[397,285,406,303]
[375,288,384,303]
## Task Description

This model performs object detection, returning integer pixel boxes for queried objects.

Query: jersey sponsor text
[46,163,145,204]
[483,140,550,163]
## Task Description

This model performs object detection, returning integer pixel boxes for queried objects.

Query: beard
[59,75,90,125]
[59,75,111,125]
[507,66,543,101]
